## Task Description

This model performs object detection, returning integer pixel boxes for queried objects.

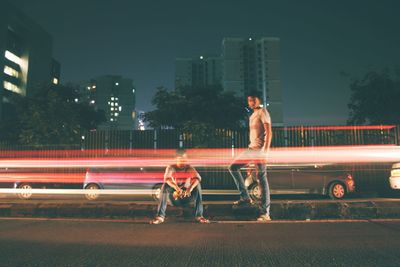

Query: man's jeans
[156,183,204,218]
[228,149,271,215]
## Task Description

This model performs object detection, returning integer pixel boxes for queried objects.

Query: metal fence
[1,125,398,154]
[1,125,399,194]
[81,125,399,151]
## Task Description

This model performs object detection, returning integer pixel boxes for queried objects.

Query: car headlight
[391,169,400,177]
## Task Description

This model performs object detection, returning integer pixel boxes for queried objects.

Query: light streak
[0,146,399,169]
[0,188,239,195]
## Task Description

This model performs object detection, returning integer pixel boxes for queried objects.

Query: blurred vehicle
[83,167,164,201]
[243,164,355,200]
[0,168,84,200]
[389,163,400,189]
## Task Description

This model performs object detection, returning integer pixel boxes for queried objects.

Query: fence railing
[0,125,398,157]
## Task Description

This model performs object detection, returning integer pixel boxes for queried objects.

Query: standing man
[150,149,209,224]
[229,91,273,222]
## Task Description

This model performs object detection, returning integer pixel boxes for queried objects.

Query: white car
[389,163,400,189]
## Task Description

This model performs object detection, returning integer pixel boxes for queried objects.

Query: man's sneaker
[195,216,210,224]
[149,216,165,225]
[233,198,254,206]
[257,214,271,222]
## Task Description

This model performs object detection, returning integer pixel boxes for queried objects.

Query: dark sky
[10,0,400,125]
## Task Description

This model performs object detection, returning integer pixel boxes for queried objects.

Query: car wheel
[84,183,100,200]
[152,184,163,201]
[328,182,346,199]
[17,183,33,200]
[248,182,262,201]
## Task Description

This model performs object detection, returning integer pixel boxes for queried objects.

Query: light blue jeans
[228,149,270,215]
[156,183,204,218]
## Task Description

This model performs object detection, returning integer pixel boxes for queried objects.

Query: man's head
[175,149,188,168]
[247,91,262,110]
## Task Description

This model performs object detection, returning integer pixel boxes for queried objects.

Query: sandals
[233,198,254,206]
[195,216,210,224]
[257,214,271,222]
[149,216,165,225]
[150,216,210,224]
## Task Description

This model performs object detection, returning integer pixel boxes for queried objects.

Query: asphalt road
[0,218,399,267]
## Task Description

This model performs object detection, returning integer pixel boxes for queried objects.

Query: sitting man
[150,149,209,224]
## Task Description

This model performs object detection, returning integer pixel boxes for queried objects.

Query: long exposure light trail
[0,145,399,169]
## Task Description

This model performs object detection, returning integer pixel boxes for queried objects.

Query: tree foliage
[0,84,105,145]
[145,85,247,130]
[348,69,400,125]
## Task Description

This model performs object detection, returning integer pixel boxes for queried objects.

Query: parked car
[83,167,164,201]
[0,167,85,200]
[83,163,355,202]
[243,163,355,200]
[389,163,400,189]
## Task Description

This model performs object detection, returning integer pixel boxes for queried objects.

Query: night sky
[10,0,400,125]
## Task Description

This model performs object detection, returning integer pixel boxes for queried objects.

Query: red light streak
[0,146,398,169]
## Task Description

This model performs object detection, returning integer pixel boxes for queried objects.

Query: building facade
[222,37,283,125]
[79,75,136,130]
[175,55,222,90]
[0,1,60,120]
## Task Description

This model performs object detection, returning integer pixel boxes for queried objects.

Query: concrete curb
[1,200,400,221]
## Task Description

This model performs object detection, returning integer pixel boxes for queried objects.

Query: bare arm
[165,177,181,192]
[187,177,200,193]
[262,122,272,153]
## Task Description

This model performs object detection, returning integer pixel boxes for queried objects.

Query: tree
[348,69,400,125]
[0,84,105,146]
[145,85,247,130]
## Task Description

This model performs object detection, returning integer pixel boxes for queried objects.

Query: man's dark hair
[246,90,263,100]
[176,148,187,157]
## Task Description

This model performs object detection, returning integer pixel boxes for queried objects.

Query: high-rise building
[79,75,136,130]
[0,1,60,120]
[175,55,222,90]
[222,37,283,125]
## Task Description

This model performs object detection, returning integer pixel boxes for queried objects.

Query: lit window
[92,85,96,89]
[111,107,114,111]
[111,103,114,106]
[90,100,95,104]
[132,89,135,93]
[115,82,119,86]
[115,97,118,101]
[118,106,122,111]
[87,86,91,90]
[74,98,79,103]
[115,113,119,116]
[111,97,114,100]
[200,56,203,59]
[3,81,22,94]
[4,66,19,78]
[5,51,22,65]
[110,118,114,121]
[108,101,110,105]
[115,103,118,106]
[53,77,59,85]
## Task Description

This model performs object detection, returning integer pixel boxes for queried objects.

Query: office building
[175,55,222,90]
[79,75,136,130]
[0,1,60,120]
[222,37,283,125]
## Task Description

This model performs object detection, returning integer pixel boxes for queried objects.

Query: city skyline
[11,0,400,125]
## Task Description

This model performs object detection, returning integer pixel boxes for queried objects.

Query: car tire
[328,182,346,199]
[16,183,33,200]
[152,184,163,201]
[84,183,100,200]
[248,182,262,201]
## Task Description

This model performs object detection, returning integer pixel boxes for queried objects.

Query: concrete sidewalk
[1,198,400,221]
